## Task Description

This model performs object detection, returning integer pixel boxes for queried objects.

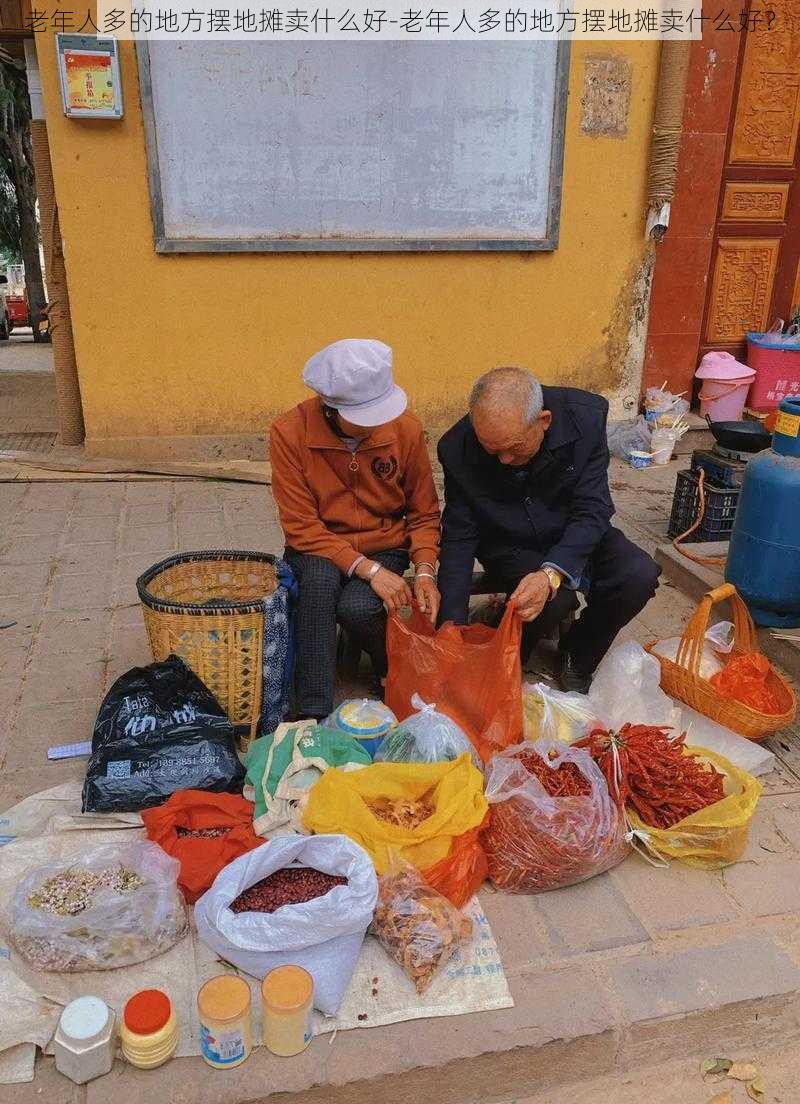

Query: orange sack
[385,604,523,765]
[141,789,262,903]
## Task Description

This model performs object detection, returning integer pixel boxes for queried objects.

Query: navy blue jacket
[437,386,615,624]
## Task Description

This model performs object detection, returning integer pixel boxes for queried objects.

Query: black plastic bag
[82,655,245,813]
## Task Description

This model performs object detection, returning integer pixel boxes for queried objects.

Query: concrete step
[11,865,800,1104]
[655,541,800,681]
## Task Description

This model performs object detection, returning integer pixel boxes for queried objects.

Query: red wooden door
[699,0,800,366]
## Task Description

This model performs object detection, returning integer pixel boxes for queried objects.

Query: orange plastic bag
[710,654,782,715]
[141,789,262,903]
[385,604,523,765]
[422,822,488,908]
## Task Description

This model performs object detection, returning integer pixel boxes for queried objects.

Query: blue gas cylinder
[726,396,800,627]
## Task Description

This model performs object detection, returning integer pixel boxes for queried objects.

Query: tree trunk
[17,194,46,340]
[7,129,46,341]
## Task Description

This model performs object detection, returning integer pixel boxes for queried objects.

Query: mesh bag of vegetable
[482,740,628,893]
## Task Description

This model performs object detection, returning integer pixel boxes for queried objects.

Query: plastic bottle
[120,989,179,1070]
[261,965,314,1057]
[651,427,678,465]
[197,975,252,1070]
[54,996,116,1084]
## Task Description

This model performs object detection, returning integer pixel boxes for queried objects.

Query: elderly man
[437,367,660,692]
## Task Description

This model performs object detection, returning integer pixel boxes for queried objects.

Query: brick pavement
[3,470,800,1104]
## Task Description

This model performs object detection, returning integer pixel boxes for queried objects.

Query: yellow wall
[36,36,659,451]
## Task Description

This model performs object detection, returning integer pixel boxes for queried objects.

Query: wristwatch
[542,566,563,599]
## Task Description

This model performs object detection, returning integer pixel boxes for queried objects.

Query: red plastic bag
[141,789,262,903]
[385,604,523,765]
[710,653,782,715]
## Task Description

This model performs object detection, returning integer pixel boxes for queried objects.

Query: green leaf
[701,1057,733,1080]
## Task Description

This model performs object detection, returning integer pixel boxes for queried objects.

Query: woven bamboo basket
[645,583,796,742]
[137,550,279,750]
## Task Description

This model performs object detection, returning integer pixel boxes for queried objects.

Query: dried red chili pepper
[575,724,725,830]
[515,748,591,798]
[482,744,627,893]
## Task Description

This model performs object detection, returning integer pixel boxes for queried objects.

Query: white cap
[302,339,407,427]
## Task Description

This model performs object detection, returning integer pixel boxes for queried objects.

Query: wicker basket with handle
[645,583,796,742]
[137,550,279,750]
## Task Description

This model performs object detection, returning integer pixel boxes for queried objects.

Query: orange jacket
[270,398,440,574]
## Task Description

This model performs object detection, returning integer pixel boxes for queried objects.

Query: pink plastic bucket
[746,333,800,412]
[696,351,755,421]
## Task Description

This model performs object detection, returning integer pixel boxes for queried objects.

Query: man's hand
[414,575,440,625]
[509,570,551,622]
[370,568,414,612]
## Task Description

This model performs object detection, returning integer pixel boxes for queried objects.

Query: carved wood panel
[706,238,781,343]
[730,0,800,165]
[721,182,790,221]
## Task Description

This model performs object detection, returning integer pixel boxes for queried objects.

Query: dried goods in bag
[372,856,472,994]
[230,867,347,913]
[576,725,726,829]
[302,755,488,907]
[6,842,187,972]
[194,834,377,1015]
[576,727,762,868]
[141,789,262,904]
[482,740,628,893]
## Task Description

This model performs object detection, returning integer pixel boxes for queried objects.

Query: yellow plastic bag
[302,754,488,906]
[626,746,762,869]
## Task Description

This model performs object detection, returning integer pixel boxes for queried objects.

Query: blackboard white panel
[139,42,568,251]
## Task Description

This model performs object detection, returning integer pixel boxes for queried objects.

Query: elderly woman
[270,339,441,721]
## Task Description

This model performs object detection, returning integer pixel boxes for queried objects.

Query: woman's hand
[370,567,414,612]
[414,574,440,625]
[509,570,551,621]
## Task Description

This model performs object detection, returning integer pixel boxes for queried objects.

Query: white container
[651,428,678,465]
[54,996,116,1085]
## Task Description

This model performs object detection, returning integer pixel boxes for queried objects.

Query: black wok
[705,416,771,453]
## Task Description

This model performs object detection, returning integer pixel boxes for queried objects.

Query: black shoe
[559,652,593,695]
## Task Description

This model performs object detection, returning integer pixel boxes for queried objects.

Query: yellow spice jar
[261,966,314,1057]
[197,975,252,1070]
[120,990,179,1070]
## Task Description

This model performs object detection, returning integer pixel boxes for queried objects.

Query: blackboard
[138,41,569,252]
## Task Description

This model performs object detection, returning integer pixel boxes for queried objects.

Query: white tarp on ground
[0,783,513,1084]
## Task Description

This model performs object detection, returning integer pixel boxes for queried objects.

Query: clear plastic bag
[607,416,651,459]
[588,641,682,731]
[372,854,473,993]
[375,694,480,767]
[644,388,691,426]
[679,705,775,777]
[482,740,628,893]
[7,842,188,972]
[523,682,598,745]
[651,620,734,680]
